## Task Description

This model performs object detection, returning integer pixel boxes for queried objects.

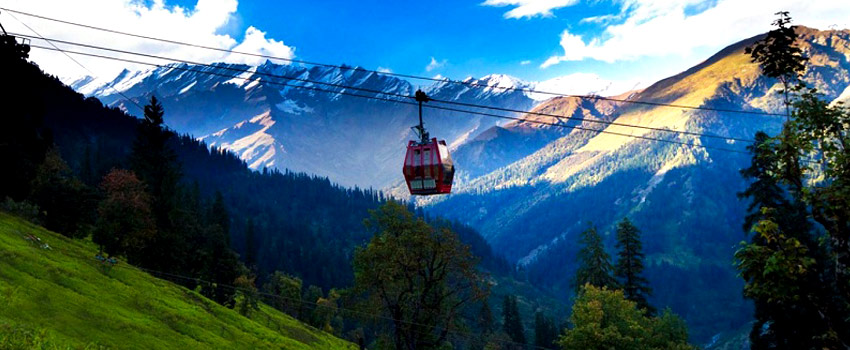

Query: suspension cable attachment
[413,89,431,144]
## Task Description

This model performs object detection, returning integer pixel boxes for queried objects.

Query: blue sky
[228,0,621,80]
[3,0,850,95]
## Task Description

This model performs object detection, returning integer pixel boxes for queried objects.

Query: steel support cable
[0,7,789,118]
[16,33,757,144]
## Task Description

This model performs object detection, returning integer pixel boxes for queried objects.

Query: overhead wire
[14,33,758,145]
[0,6,790,118]
[2,11,144,110]
[26,43,753,155]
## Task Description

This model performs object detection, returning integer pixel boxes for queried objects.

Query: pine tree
[129,96,182,269]
[502,295,525,345]
[533,311,558,349]
[574,224,617,294]
[613,218,654,315]
[129,96,180,223]
[738,132,788,232]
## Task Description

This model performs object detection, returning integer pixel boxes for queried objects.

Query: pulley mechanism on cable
[402,90,455,195]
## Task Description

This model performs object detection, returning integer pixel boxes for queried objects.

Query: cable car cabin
[403,138,454,195]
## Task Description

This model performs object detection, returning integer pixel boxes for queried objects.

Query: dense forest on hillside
[0,33,526,348]
[0,34,508,292]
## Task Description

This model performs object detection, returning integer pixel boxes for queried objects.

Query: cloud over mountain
[1,0,294,82]
[541,0,850,67]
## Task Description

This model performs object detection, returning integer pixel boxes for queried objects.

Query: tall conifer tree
[130,96,181,223]
[502,295,525,345]
[574,223,617,294]
[614,218,654,315]
[129,96,182,269]
[533,311,558,349]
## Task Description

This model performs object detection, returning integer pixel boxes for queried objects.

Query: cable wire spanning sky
[2,0,849,96]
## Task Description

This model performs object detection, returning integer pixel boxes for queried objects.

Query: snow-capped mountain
[78,61,537,187]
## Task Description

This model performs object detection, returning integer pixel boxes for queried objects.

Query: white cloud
[520,60,532,65]
[578,13,623,25]
[482,0,579,19]
[0,0,295,84]
[224,26,294,65]
[530,72,643,100]
[377,67,392,73]
[542,0,850,67]
[426,57,447,72]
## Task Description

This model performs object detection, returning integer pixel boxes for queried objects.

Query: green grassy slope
[0,212,355,350]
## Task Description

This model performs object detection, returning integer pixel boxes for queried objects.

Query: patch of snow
[249,113,275,126]
[452,86,471,100]
[275,99,314,115]
[71,76,108,96]
[215,112,280,169]
[110,69,154,93]
[243,78,261,90]
[518,234,565,267]
[529,73,644,101]
[249,145,276,169]
[224,66,258,87]
[179,81,197,94]
[479,74,522,93]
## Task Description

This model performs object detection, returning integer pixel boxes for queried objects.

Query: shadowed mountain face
[423,27,850,342]
[81,64,536,188]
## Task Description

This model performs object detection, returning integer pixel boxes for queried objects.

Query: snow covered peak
[68,75,102,96]
[424,74,531,99]
[479,74,523,90]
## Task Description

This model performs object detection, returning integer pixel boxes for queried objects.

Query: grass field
[0,212,356,350]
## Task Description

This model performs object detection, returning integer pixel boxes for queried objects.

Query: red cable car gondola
[403,90,455,195]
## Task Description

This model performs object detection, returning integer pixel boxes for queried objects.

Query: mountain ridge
[422,26,850,342]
